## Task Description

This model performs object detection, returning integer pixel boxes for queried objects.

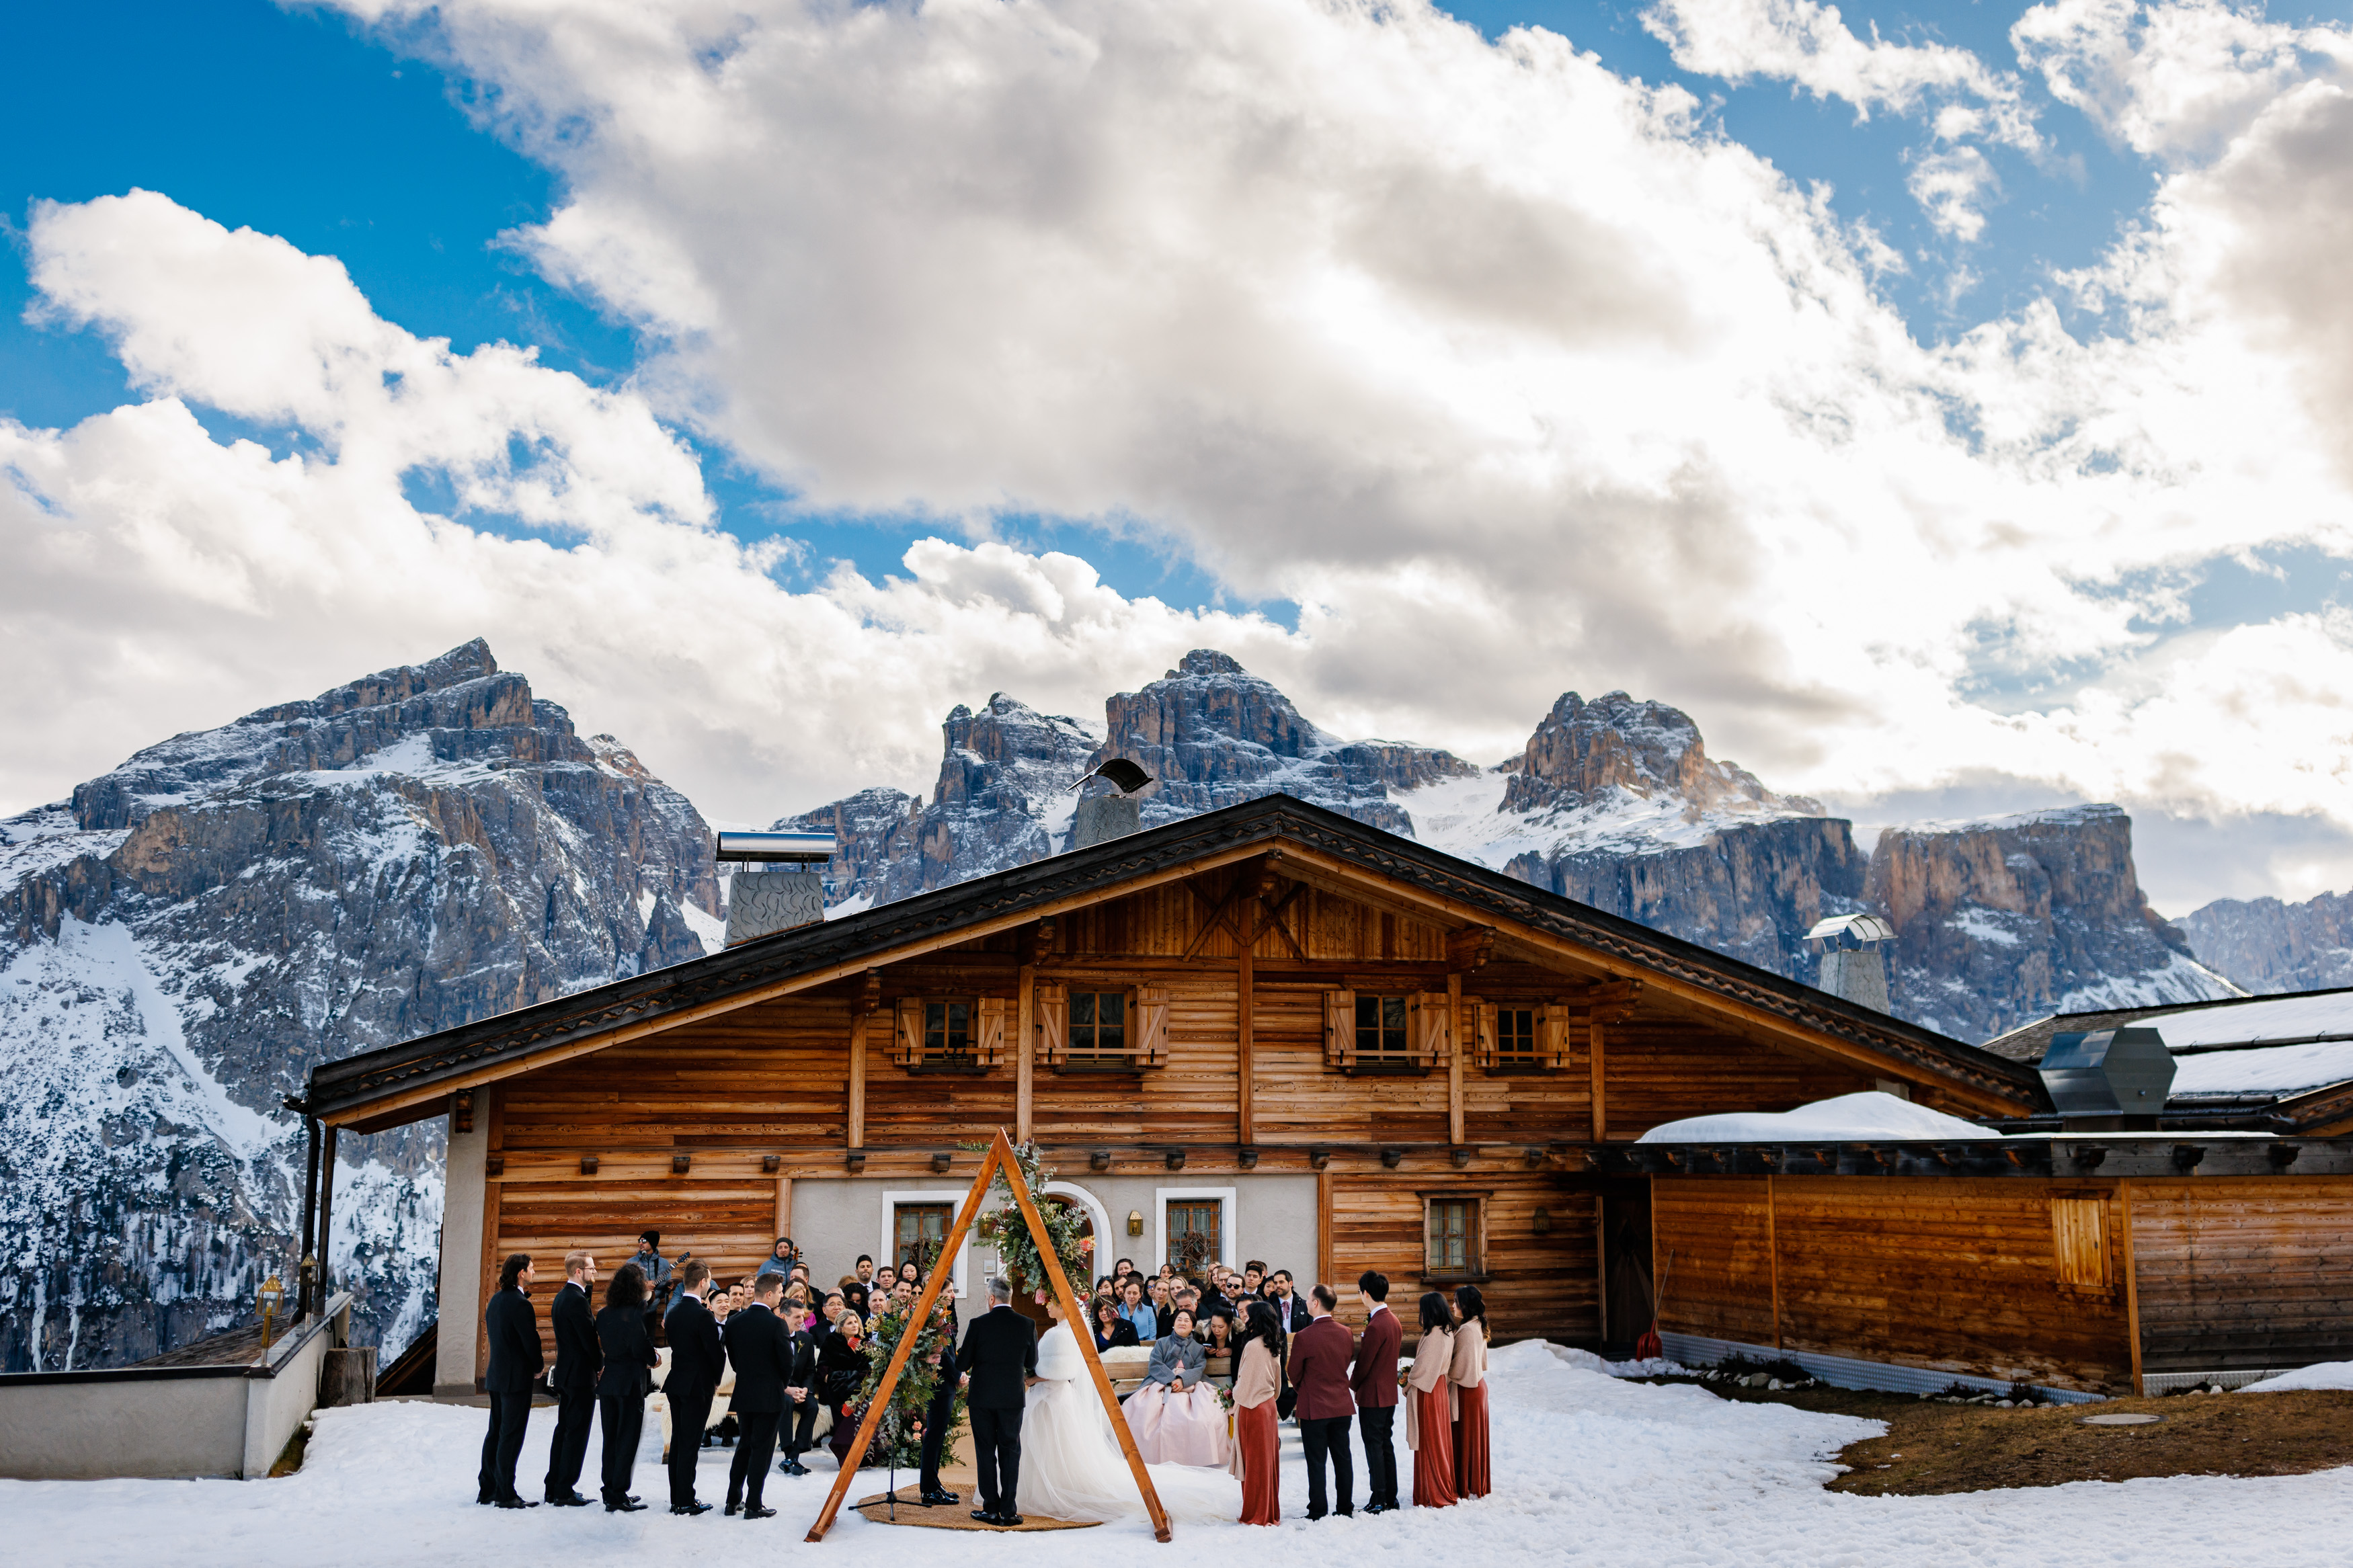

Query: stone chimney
[1807,913,1895,1012]
[716,831,836,946]
[1070,792,1142,851]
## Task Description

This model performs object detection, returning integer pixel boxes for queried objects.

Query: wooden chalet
[301,795,2059,1397]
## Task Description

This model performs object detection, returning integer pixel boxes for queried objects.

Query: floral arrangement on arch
[964,1138,1092,1303]
[851,1292,967,1469]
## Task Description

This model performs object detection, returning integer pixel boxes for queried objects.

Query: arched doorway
[1008,1184,1107,1329]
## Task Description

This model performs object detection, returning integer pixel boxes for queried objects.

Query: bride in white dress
[1017,1300,1242,1525]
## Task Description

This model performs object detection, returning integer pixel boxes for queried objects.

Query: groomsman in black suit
[477,1253,545,1508]
[543,1250,602,1505]
[664,1261,725,1516]
[918,1307,961,1507]
[722,1275,791,1520]
[956,1276,1038,1526]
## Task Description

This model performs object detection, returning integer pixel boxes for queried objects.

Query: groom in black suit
[956,1276,1037,1526]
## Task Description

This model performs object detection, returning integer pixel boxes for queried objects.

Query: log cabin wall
[2128,1179,2353,1375]
[444,867,1998,1381]
[1654,1175,2137,1394]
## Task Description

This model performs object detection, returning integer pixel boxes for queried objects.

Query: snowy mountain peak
[1501,689,1818,823]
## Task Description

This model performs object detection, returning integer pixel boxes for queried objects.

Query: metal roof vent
[1806,913,1895,1013]
[717,831,837,947]
[2038,1027,2175,1131]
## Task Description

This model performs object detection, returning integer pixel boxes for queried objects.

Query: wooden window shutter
[1539,1002,1572,1071]
[1134,985,1170,1068]
[2051,1197,2110,1288]
[894,997,924,1067]
[1324,989,1357,1069]
[976,997,1008,1067]
[1409,991,1450,1068]
[1034,982,1069,1069]
[1468,999,1496,1069]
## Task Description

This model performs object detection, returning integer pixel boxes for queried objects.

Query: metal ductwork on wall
[2037,1027,2176,1130]
[716,831,837,947]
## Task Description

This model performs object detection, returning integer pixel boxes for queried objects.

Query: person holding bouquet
[1226,1301,1283,1524]
[1404,1293,1458,1509]
[1450,1285,1490,1499]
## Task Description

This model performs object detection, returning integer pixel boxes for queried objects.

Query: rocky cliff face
[1865,807,2240,1041]
[1096,650,1479,833]
[2179,890,2353,995]
[0,641,719,1370]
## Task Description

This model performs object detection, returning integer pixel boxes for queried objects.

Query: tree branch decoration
[967,1137,1093,1296]
[852,1295,966,1469]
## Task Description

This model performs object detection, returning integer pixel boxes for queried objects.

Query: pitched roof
[307,793,2044,1126]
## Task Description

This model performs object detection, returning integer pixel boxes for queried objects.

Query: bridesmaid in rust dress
[1404,1292,1458,1509]
[1450,1285,1490,1499]
[1227,1301,1284,1525]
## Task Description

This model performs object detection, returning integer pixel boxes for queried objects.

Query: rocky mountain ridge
[2178,889,2353,996]
[0,640,719,1372]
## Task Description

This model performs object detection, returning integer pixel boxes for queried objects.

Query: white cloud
[6,1,2353,912]
[2013,0,2352,159]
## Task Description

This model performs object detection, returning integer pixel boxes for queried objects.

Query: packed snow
[13,1338,2352,1565]
[1638,1091,2001,1143]
[2138,992,2353,1051]
[2169,1040,2353,1098]
[2240,1362,2353,1394]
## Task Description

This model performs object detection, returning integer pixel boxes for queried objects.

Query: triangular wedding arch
[805,1128,1174,1542]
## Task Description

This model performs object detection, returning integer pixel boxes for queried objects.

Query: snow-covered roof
[2168,1040,2353,1100]
[1636,1091,2001,1143]
[2134,990,2353,1051]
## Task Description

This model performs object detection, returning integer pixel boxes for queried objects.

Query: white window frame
[879,1189,975,1298]
[1154,1185,1239,1274]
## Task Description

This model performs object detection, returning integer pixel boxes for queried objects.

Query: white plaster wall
[242,1325,331,1478]
[435,1108,487,1395]
[0,1376,246,1480]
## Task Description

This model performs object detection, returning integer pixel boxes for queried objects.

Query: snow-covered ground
[12,1341,2352,1566]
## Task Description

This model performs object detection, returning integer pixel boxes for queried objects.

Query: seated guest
[1203,1309,1235,1377]
[1404,1292,1458,1509]
[819,1290,845,1330]
[1119,1278,1157,1344]
[629,1231,672,1292]
[1123,1310,1227,1465]
[1150,1278,1176,1338]
[1111,1257,1137,1286]
[1093,1298,1140,1352]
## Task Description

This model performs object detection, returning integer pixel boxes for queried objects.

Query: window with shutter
[1539,1002,1573,1071]
[1133,985,1170,1068]
[1408,991,1450,1067]
[1354,994,1412,1065]
[1490,1005,1541,1068]
[1324,990,1357,1069]
[2052,1196,2110,1288]
[1034,982,1069,1068]
[975,996,1008,1067]
[895,996,994,1073]
[1423,1196,1484,1278]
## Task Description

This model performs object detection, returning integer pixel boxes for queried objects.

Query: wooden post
[1237,944,1255,1148]
[1017,963,1035,1143]
[1765,1174,1781,1352]
[315,1124,340,1310]
[1317,1168,1336,1290]
[2120,1181,2143,1396]
[805,1130,1171,1543]
[848,1012,868,1153]
[1446,971,1465,1147]
[775,1176,793,1243]
[477,1089,504,1387]
[1590,1016,1609,1144]
[298,1114,321,1316]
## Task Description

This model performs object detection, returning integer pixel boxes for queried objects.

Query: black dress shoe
[493,1497,538,1510]
[548,1492,590,1507]
[671,1501,713,1516]
[971,1510,999,1524]
[1000,1513,1025,1526]
[1363,1501,1391,1515]
[605,1497,648,1513]
[477,1493,495,1506]
[920,1487,959,1505]
[782,1460,811,1477]
[744,1505,777,1520]
[724,1503,741,1516]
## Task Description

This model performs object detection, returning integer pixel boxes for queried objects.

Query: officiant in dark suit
[956,1276,1038,1526]
[543,1250,602,1505]
[664,1261,725,1515]
[721,1274,791,1519]
[917,1302,961,1507]
[477,1253,545,1509]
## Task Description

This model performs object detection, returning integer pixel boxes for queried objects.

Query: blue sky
[0,0,2219,609]
[5,0,2352,911]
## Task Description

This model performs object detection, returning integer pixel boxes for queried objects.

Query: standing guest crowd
[470,1237,1492,1528]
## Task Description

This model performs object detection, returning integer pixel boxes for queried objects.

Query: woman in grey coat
[1126,1309,1227,1464]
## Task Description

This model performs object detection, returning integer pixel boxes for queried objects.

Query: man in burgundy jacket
[1349,1270,1404,1513]
[1285,1284,1357,1519]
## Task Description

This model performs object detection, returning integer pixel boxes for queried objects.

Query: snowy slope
[0,639,719,1370]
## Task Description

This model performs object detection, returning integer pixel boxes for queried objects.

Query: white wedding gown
[1016,1324,1242,1524]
